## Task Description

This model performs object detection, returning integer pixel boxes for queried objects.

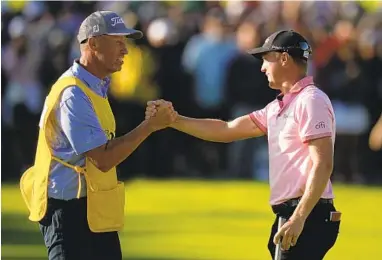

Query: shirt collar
[277,76,314,109]
[289,76,314,93]
[71,60,110,97]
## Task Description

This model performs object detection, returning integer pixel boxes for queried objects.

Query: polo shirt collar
[71,60,110,97]
[277,76,314,109]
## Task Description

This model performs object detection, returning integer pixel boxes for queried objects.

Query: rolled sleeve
[57,86,108,155]
[298,94,334,143]
[249,106,268,134]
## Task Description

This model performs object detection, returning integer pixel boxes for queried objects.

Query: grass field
[2,179,382,260]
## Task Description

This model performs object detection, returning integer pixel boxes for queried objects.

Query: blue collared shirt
[40,60,110,200]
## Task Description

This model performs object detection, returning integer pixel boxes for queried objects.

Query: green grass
[2,179,382,260]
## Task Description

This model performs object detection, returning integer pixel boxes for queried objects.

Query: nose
[121,45,128,55]
[261,61,266,73]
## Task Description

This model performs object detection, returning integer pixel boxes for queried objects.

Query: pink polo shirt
[250,76,335,206]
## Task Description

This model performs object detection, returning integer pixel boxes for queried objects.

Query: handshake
[144,99,178,131]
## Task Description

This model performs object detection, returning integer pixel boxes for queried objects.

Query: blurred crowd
[2,1,382,184]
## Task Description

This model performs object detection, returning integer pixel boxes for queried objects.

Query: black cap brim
[247,47,272,59]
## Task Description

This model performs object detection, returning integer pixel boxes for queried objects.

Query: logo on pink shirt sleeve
[315,121,326,129]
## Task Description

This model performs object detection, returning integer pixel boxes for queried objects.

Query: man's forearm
[171,116,231,142]
[292,163,333,221]
[369,114,382,151]
[88,121,153,172]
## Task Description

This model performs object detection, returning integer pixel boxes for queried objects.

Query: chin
[269,85,278,90]
[268,81,280,90]
[109,65,122,74]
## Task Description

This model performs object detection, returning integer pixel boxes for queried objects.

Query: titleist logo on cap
[111,16,124,26]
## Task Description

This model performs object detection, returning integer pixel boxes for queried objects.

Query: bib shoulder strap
[42,77,89,127]
[46,77,88,106]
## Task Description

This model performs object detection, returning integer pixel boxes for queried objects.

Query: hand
[145,100,178,131]
[273,216,305,251]
[145,100,164,120]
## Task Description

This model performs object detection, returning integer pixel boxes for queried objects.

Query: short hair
[276,51,308,72]
[293,57,308,72]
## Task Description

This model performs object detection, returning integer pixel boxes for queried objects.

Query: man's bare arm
[170,115,265,143]
[292,136,334,221]
[369,114,382,151]
[85,121,153,172]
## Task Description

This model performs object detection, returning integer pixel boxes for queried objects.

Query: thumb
[147,101,156,107]
[154,99,165,106]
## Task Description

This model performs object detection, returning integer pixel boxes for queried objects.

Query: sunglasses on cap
[272,42,312,59]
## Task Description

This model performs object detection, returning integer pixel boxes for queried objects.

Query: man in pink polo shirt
[146,30,341,260]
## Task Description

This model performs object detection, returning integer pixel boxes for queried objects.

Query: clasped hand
[145,99,178,131]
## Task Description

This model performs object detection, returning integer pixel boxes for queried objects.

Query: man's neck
[79,56,107,80]
[280,73,307,94]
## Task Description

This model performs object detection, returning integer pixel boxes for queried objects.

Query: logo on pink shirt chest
[269,112,296,134]
[281,113,293,119]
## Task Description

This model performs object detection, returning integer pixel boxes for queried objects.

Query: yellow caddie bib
[20,76,125,232]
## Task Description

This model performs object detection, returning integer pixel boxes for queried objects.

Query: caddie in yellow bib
[21,75,125,231]
[19,11,176,260]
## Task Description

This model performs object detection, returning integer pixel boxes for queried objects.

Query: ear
[280,52,290,67]
[87,38,98,51]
